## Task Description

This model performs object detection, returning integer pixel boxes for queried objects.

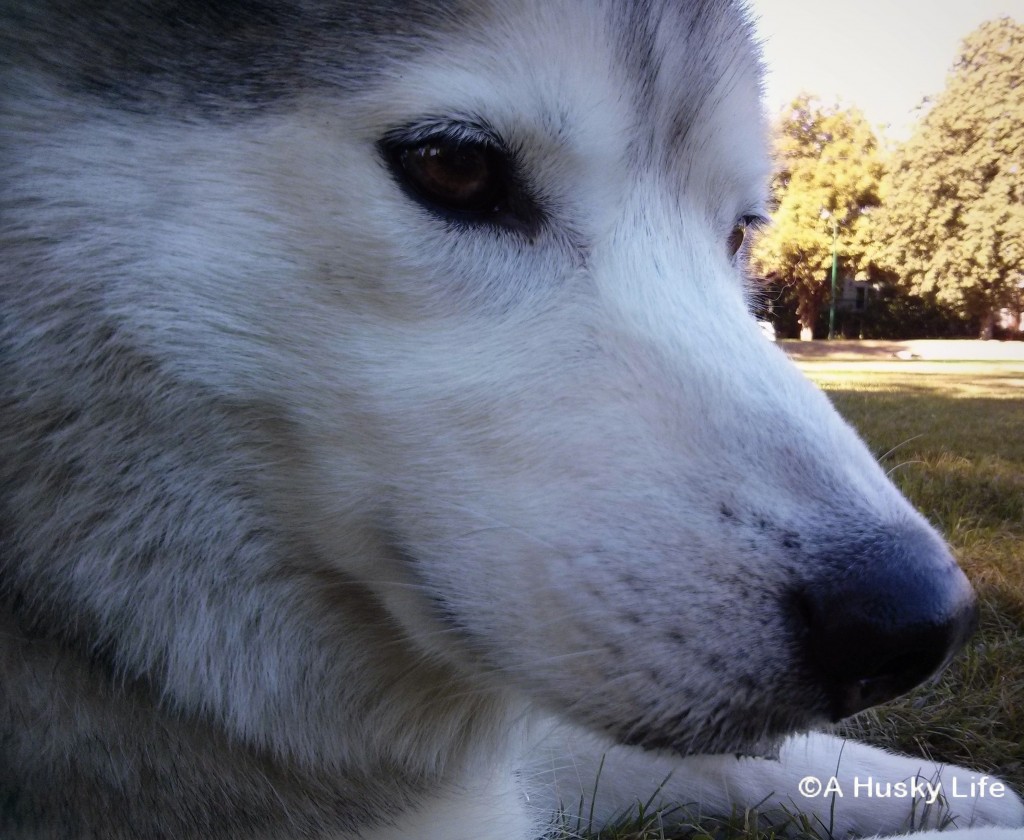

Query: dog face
[207,1,973,753]
[2,0,974,761]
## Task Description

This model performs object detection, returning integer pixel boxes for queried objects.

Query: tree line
[750,17,1023,340]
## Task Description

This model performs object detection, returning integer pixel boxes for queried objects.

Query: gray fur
[1,4,519,836]
[1,0,484,114]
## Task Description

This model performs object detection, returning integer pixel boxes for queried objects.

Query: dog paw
[768,735,1024,837]
[934,767,1024,830]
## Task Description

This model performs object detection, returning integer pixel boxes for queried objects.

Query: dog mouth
[384,507,976,759]
[607,704,798,759]
[564,561,977,759]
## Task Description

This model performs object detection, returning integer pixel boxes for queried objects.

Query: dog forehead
[430,0,768,207]
[2,0,486,113]
[7,1,758,112]
[602,0,768,189]
[401,0,767,191]
[4,0,761,182]
[606,0,762,108]
[343,1,764,141]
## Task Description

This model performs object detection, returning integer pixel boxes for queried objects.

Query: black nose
[798,525,977,721]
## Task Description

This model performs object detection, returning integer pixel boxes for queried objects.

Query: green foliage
[855,284,977,339]
[873,18,1024,336]
[754,18,1024,339]
[751,96,886,333]
[754,282,977,340]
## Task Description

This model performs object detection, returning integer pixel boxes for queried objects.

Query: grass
[564,349,1024,840]
[806,355,1024,797]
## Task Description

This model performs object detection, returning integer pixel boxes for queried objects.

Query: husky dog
[2,1,1023,839]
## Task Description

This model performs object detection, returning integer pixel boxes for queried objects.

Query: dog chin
[612,718,791,761]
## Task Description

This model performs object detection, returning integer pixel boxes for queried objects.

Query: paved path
[781,339,1024,362]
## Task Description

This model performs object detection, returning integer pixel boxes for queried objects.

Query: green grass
[807,358,1024,797]
[566,354,1024,840]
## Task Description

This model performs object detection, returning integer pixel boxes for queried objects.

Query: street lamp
[821,209,840,340]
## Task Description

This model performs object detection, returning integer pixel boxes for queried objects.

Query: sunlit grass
[568,353,1024,840]
[799,361,1024,402]
[809,358,1024,807]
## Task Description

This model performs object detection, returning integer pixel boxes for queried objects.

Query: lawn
[800,354,1024,795]
[571,347,1024,840]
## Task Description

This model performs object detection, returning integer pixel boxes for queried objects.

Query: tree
[874,17,1024,338]
[751,96,886,339]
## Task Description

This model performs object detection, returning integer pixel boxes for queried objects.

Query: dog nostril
[797,529,978,721]
[800,589,978,720]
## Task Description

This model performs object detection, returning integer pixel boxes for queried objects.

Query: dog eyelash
[381,118,503,150]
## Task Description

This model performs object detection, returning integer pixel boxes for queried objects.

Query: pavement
[781,339,1024,362]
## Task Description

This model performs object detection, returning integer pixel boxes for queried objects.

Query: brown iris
[397,140,505,215]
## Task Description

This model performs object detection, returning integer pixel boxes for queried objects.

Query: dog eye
[727,223,747,257]
[727,215,764,258]
[392,138,510,217]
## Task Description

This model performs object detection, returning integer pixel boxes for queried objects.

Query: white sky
[745,0,1024,139]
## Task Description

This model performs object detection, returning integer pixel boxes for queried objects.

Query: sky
[745,0,1024,139]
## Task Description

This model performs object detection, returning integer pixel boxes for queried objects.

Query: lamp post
[829,217,839,340]
[821,209,840,340]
